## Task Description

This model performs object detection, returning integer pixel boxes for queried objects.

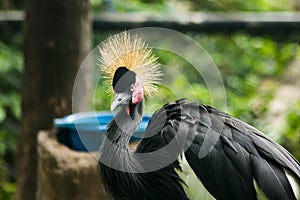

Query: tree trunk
[15,0,91,199]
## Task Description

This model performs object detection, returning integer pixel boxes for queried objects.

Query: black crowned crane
[98,32,300,200]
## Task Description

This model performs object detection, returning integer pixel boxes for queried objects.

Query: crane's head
[99,32,161,113]
[110,66,143,111]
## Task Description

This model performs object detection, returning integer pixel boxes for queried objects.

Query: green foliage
[0,33,22,199]
[183,0,294,11]
[281,101,300,160]
[0,0,23,10]
[92,80,112,111]
[0,34,22,121]
[286,102,300,137]
[2,0,297,12]
[91,0,167,12]
[192,33,299,123]
[0,130,17,200]
[90,0,295,12]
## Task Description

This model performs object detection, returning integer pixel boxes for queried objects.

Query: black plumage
[99,98,300,200]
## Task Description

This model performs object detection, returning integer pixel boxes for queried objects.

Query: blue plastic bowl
[54,112,151,152]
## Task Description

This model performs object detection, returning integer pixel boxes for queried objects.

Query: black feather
[113,67,136,93]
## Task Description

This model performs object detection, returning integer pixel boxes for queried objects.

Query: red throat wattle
[125,105,130,115]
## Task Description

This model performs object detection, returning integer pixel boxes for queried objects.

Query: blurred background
[1,0,300,199]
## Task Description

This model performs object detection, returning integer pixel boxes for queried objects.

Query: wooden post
[37,130,108,200]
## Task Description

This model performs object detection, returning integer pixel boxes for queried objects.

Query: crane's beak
[110,92,132,111]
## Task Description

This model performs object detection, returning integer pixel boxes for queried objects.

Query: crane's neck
[108,101,143,146]
[100,101,143,172]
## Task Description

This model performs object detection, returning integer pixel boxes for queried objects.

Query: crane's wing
[137,99,300,200]
[185,101,300,200]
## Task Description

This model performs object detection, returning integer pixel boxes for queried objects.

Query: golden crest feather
[98,31,161,97]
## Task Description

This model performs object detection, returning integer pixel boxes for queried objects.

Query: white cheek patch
[132,82,144,104]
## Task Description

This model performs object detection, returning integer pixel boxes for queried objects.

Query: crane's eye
[129,84,135,92]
